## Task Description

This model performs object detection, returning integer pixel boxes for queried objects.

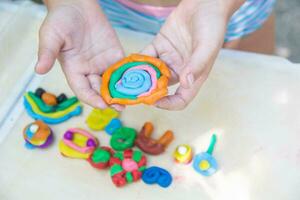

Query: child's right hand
[35,0,125,111]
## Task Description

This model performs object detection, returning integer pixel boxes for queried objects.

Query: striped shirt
[99,0,276,42]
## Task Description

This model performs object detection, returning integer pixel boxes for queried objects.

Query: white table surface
[0,1,299,200]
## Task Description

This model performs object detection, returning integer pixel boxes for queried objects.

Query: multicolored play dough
[173,144,193,164]
[23,88,82,124]
[23,120,53,149]
[142,166,172,188]
[193,134,218,176]
[135,122,174,155]
[101,54,171,105]
[87,146,114,169]
[59,128,98,159]
[110,149,147,187]
[86,108,119,131]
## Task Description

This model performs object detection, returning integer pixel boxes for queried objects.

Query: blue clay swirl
[115,69,152,96]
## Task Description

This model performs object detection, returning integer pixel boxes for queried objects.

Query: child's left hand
[142,0,244,110]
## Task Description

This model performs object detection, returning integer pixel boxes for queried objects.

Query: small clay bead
[35,88,45,98]
[173,144,193,164]
[87,139,96,147]
[42,92,58,106]
[64,131,73,140]
[29,124,39,133]
[57,93,67,104]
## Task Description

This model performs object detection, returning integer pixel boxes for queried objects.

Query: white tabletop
[0,1,299,200]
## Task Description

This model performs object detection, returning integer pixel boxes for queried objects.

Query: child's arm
[36,0,125,110]
[142,0,245,110]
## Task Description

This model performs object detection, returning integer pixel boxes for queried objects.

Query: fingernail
[111,105,124,112]
[187,73,194,87]
[34,61,39,70]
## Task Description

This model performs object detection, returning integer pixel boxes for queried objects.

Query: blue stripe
[225,1,275,41]
[227,1,269,29]
[99,0,276,41]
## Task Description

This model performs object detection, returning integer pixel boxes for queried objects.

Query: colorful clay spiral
[101,54,171,105]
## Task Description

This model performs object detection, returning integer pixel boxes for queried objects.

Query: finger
[35,24,64,74]
[141,43,158,57]
[141,42,179,85]
[87,74,101,93]
[110,104,125,112]
[179,44,219,89]
[88,48,125,75]
[65,72,108,109]
[87,74,125,111]
[141,33,184,73]
[155,74,208,110]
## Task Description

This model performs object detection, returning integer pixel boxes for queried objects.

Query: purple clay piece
[38,132,54,148]
[87,138,96,147]
[64,131,73,140]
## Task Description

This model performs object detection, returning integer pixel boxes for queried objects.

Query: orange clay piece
[42,92,57,106]
[101,54,171,105]
[158,130,174,147]
[143,122,154,137]
[23,120,51,142]
[135,122,174,155]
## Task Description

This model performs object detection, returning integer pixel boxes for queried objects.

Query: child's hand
[142,0,244,110]
[35,0,125,110]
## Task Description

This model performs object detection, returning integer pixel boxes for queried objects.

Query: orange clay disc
[101,54,171,105]
[42,92,57,106]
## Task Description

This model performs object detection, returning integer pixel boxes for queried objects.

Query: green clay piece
[138,166,146,172]
[109,62,161,99]
[110,164,123,177]
[132,150,142,162]
[56,97,79,110]
[110,127,137,151]
[114,152,124,161]
[125,172,134,183]
[28,92,79,113]
[91,149,111,163]
[206,134,217,155]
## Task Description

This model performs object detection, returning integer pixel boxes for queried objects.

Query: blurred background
[6,0,300,62]
[275,0,300,62]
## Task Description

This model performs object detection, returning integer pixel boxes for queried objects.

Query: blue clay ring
[142,166,172,188]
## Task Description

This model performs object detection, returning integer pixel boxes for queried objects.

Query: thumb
[35,25,63,74]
